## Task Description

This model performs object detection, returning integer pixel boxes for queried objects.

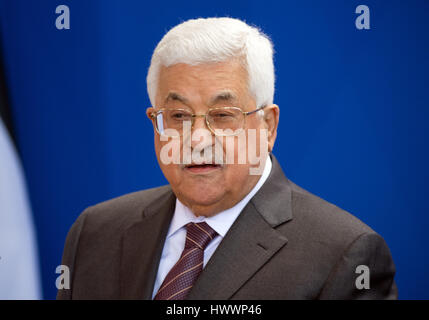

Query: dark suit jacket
[57,155,397,299]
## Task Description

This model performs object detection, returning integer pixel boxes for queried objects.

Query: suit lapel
[119,189,176,299]
[187,154,293,300]
[186,201,288,300]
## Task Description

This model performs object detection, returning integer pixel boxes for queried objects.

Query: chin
[177,184,225,208]
[187,188,223,205]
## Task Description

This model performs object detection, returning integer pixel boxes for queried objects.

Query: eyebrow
[164,92,190,106]
[208,91,238,106]
[164,90,238,107]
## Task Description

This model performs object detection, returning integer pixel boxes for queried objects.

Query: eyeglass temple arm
[245,105,267,115]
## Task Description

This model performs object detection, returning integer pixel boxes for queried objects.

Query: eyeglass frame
[149,105,267,137]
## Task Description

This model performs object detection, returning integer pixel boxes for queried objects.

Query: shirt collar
[167,156,273,238]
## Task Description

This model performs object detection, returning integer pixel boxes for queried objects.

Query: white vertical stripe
[0,118,41,299]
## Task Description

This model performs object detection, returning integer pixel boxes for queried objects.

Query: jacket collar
[119,190,175,299]
[251,154,293,227]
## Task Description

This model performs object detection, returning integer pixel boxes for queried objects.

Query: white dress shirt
[152,156,273,298]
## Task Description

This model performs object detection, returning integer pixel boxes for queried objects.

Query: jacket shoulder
[287,180,376,243]
[80,184,172,234]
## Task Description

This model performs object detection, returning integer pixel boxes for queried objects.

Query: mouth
[184,163,222,174]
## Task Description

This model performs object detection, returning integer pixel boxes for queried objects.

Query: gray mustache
[181,144,225,166]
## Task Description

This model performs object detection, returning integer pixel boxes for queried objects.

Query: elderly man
[58,17,397,300]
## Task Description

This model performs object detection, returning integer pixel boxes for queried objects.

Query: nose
[190,115,214,150]
[192,115,207,131]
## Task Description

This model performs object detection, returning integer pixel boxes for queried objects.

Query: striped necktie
[154,222,217,300]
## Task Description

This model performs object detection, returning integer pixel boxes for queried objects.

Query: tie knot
[185,222,217,250]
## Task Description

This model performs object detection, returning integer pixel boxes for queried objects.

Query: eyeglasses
[149,105,267,137]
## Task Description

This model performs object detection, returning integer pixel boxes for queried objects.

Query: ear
[146,107,155,120]
[263,104,279,153]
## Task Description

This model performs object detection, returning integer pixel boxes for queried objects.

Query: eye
[169,110,191,120]
[211,111,234,118]
[209,110,238,122]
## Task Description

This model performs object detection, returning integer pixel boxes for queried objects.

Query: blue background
[0,0,427,299]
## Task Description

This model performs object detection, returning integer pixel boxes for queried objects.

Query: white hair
[146,17,275,109]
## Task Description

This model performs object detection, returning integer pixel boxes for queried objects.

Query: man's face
[147,59,278,216]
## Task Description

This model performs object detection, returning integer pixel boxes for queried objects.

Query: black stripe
[0,27,18,148]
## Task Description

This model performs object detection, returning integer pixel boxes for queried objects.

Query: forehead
[156,60,250,105]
